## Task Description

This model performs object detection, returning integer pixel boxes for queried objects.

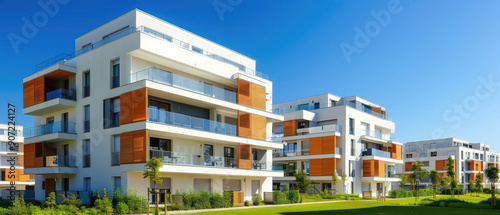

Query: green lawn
[185,195,497,215]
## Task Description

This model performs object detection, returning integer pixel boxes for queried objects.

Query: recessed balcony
[24,122,77,144]
[24,155,78,175]
[24,88,77,116]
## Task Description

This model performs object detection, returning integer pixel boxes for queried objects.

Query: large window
[349,118,354,135]
[83,71,90,97]
[150,137,172,151]
[111,59,120,88]
[351,139,355,156]
[112,135,120,166]
[113,176,121,190]
[83,139,91,167]
[84,105,90,133]
[149,99,171,111]
[103,98,120,128]
[83,177,91,191]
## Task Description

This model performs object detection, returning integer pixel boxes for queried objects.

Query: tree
[341,172,348,194]
[332,170,339,196]
[45,192,56,208]
[440,177,450,192]
[484,166,499,206]
[398,174,407,188]
[294,169,312,194]
[475,174,483,197]
[143,157,163,215]
[468,180,476,196]
[411,161,429,197]
[445,156,456,197]
[409,175,416,190]
[429,170,439,199]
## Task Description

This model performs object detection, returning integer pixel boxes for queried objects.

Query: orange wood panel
[233,191,244,205]
[45,178,56,197]
[250,114,266,140]
[405,162,414,171]
[23,79,35,108]
[309,137,322,155]
[377,160,385,177]
[283,120,296,137]
[438,173,447,181]
[34,142,44,168]
[322,136,336,154]
[391,144,402,160]
[363,160,375,177]
[18,155,24,167]
[309,159,322,176]
[488,163,499,168]
[132,130,148,163]
[133,88,148,122]
[237,79,251,107]
[237,111,251,138]
[120,131,134,164]
[33,76,45,105]
[250,82,266,110]
[120,91,134,125]
[238,143,251,169]
[322,158,335,176]
[24,144,35,168]
[371,107,381,114]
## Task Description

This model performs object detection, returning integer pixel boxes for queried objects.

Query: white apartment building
[402,138,500,190]
[271,94,403,198]
[22,9,284,203]
[0,125,35,199]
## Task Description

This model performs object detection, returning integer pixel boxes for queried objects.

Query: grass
[185,194,497,215]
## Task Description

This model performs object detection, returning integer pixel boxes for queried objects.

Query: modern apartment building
[402,138,500,190]
[0,125,35,199]
[271,94,403,197]
[22,9,284,202]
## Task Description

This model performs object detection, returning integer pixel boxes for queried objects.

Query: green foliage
[93,189,113,214]
[399,174,407,187]
[244,200,251,206]
[111,189,126,207]
[45,192,56,208]
[252,194,262,206]
[273,190,289,204]
[283,185,289,192]
[294,169,312,194]
[389,189,434,198]
[55,204,79,214]
[287,190,300,203]
[125,189,148,213]
[11,197,28,215]
[210,192,224,208]
[115,202,129,214]
[60,193,82,208]
[429,170,439,187]
[222,191,233,208]
[446,156,455,179]
[193,190,211,209]
[143,157,164,190]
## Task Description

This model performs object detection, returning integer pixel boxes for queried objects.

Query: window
[349,118,354,135]
[313,102,320,109]
[361,122,370,136]
[480,154,483,161]
[84,105,90,133]
[103,98,120,128]
[113,177,121,190]
[83,71,90,97]
[204,144,214,166]
[149,99,171,111]
[84,177,91,191]
[430,151,437,157]
[351,139,355,156]
[83,139,91,167]
[62,178,69,191]
[330,100,337,107]
[422,161,429,167]
[406,154,413,158]
[112,135,120,166]
[194,178,211,193]
[224,147,236,168]
[302,161,310,175]
[111,59,120,88]
[192,46,203,54]
[349,160,355,177]
[150,137,171,151]
[322,183,332,191]
[223,179,241,191]
[298,104,309,110]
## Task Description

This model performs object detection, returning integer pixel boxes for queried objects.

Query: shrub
[169,203,183,211]
[60,193,82,208]
[222,191,233,208]
[193,190,211,209]
[126,190,148,213]
[274,190,289,204]
[112,189,126,207]
[0,207,12,215]
[334,194,361,200]
[439,202,445,207]
[115,202,129,214]
[11,197,28,214]
[389,189,434,198]
[211,192,224,208]
[44,192,56,208]
[252,194,262,206]
[244,200,251,206]
[287,190,300,203]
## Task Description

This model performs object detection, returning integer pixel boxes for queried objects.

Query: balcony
[362,148,391,158]
[268,133,283,143]
[273,147,341,158]
[362,148,403,164]
[24,88,77,116]
[131,67,237,103]
[296,124,341,136]
[150,150,268,172]
[360,130,400,145]
[148,108,237,136]
[25,155,77,175]
[24,122,77,144]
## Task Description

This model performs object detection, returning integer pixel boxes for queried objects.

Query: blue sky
[1,0,500,148]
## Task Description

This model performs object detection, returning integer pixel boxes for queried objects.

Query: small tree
[411,161,428,198]
[409,175,416,190]
[332,170,339,196]
[429,170,439,199]
[450,179,458,198]
[475,174,483,197]
[485,166,499,206]
[398,174,407,188]
[294,169,311,194]
[468,180,476,196]
[446,156,456,197]
[143,157,163,215]
[440,177,450,193]
[45,192,56,208]
[341,172,347,194]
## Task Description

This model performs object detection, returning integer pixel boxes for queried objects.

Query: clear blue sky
[1,0,500,148]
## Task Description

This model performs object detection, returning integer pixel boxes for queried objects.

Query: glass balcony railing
[268,133,283,143]
[361,130,396,141]
[131,67,237,103]
[24,122,76,138]
[296,124,341,135]
[148,108,237,136]
[45,155,77,167]
[362,148,391,158]
[46,88,76,101]
[35,26,269,80]
[150,150,242,169]
[273,147,341,158]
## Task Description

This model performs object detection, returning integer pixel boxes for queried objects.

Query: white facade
[23,9,283,202]
[272,93,402,197]
[401,138,500,190]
